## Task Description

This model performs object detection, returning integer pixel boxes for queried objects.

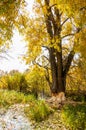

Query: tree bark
[44,0,74,95]
[49,47,58,93]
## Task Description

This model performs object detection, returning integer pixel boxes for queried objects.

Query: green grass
[0,89,35,108]
[61,104,86,130]
[66,92,86,102]
[1,89,86,129]
[24,99,54,122]
[0,89,53,122]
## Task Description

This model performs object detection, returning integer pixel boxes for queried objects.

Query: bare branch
[42,45,50,50]
[62,47,69,51]
[50,4,57,9]
[62,33,75,39]
[0,47,13,60]
[35,62,43,68]
[43,55,49,61]
[61,18,69,27]
[35,61,50,70]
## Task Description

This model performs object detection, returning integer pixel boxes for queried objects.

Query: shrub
[61,104,86,130]
[0,90,35,108]
[66,92,86,102]
[5,72,29,94]
[72,95,85,102]
[25,100,54,122]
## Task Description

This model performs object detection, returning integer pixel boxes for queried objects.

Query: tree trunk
[49,47,58,93]
[57,51,66,93]
[49,43,66,95]
[44,0,74,96]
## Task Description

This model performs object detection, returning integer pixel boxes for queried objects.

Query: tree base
[46,92,66,105]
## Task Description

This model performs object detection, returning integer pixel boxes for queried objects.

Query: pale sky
[0,31,28,73]
[0,0,34,73]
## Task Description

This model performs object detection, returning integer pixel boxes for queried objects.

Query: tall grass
[61,104,86,130]
[0,89,54,123]
[0,90,35,108]
[24,100,54,122]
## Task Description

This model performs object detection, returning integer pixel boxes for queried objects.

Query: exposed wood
[46,92,66,109]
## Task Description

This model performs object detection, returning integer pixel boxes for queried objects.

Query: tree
[0,0,86,97]
[23,0,86,96]
[25,65,50,98]
[0,71,29,93]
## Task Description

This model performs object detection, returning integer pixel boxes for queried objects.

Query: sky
[0,0,34,73]
[0,31,28,73]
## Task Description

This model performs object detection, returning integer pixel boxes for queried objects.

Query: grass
[24,99,54,122]
[0,89,86,130]
[0,89,35,108]
[0,89,54,123]
[61,104,86,130]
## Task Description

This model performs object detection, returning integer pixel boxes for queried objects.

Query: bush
[0,90,35,108]
[61,104,86,130]
[66,92,86,102]
[72,95,85,102]
[25,100,54,122]
[5,72,29,94]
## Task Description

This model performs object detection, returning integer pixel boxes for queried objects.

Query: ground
[0,104,32,130]
[0,103,68,130]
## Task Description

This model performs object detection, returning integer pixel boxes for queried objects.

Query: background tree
[0,70,29,93]
[25,65,50,98]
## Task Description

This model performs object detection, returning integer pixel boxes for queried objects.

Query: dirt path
[0,104,32,130]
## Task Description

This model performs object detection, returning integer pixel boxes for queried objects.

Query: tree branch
[62,33,75,39]
[60,12,63,16]
[43,55,49,61]
[42,45,50,50]
[61,18,69,27]
[50,4,57,9]
[63,50,75,78]
[45,69,52,88]
[35,61,50,70]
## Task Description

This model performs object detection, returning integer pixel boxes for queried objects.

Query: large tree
[24,0,86,95]
[0,0,86,96]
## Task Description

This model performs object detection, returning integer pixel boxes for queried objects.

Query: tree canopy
[0,0,26,46]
